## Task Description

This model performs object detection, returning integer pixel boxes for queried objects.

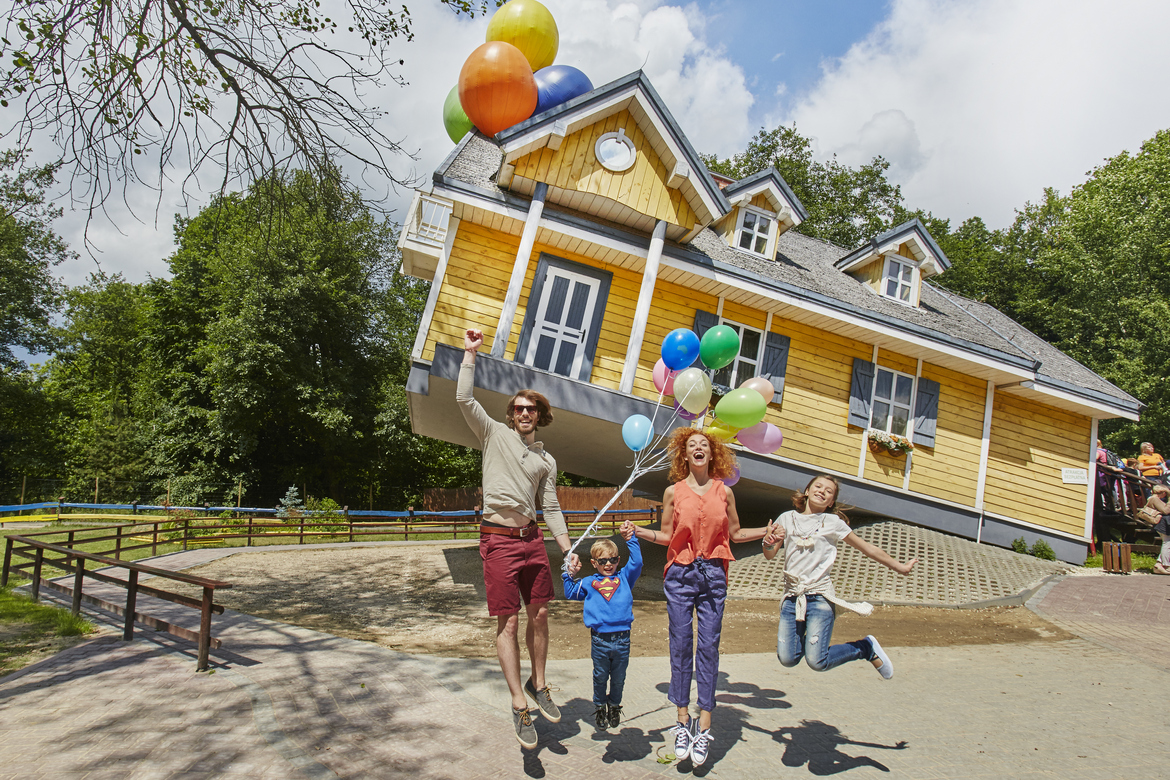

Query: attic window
[595,129,636,172]
[882,256,915,304]
[736,207,773,257]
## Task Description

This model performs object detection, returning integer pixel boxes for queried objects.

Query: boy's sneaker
[672,720,694,761]
[513,706,538,750]
[691,728,714,766]
[867,635,893,679]
[607,704,622,728]
[524,678,562,723]
[594,705,610,730]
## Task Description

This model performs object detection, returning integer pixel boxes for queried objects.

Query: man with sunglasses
[458,327,576,750]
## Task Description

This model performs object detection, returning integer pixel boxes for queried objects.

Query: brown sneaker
[524,678,561,723]
[513,706,538,749]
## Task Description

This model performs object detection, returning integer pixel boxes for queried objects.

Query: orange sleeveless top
[665,479,734,575]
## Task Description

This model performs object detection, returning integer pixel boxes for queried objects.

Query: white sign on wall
[1062,468,1089,485]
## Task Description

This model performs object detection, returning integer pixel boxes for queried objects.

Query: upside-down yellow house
[398,71,1139,563]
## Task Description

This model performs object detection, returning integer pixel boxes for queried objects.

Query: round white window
[595,129,637,172]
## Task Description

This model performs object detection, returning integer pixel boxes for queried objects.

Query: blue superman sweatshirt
[562,535,642,633]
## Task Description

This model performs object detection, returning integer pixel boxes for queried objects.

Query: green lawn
[1081,551,1158,571]
[0,585,94,676]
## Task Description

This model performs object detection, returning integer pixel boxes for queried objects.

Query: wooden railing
[1094,463,1162,549]
[2,536,230,671]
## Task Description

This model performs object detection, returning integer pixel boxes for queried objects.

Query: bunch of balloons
[444,0,595,143]
[637,325,785,459]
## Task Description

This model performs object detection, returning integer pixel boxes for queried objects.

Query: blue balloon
[622,414,654,452]
[533,65,594,116]
[661,328,700,371]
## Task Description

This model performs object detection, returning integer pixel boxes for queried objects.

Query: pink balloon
[739,376,775,404]
[736,422,784,454]
[653,359,677,396]
[723,464,741,487]
[673,399,706,421]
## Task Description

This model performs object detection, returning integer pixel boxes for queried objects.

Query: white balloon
[673,368,712,415]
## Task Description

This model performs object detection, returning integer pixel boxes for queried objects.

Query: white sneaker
[673,720,694,761]
[867,635,893,679]
[691,728,714,765]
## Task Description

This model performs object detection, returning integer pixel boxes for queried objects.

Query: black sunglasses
[594,556,621,566]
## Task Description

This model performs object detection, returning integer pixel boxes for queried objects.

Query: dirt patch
[182,544,1074,659]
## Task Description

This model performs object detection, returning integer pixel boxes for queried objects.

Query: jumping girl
[630,428,769,767]
[763,475,917,679]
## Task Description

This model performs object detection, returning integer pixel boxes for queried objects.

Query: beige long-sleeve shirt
[457,362,567,538]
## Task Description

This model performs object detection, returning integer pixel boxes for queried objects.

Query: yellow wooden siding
[854,258,883,293]
[719,208,739,244]
[422,222,519,361]
[766,316,871,475]
[749,193,775,212]
[720,300,767,331]
[906,364,984,506]
[864,447,907,487]
[983,393,1091,537]
[876,348,917,375]
[510,109,697,229]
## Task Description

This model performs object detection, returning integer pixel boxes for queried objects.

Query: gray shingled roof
[434,133,1137,412]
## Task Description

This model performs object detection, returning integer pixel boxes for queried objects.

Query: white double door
[521,265,600,379]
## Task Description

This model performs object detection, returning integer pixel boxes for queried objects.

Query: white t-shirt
[774,510,853,589]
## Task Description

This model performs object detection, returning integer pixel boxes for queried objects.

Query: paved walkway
[2,554,1169,778]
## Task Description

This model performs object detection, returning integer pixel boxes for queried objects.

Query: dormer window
[882,256,915,304]
[736,208,773,257]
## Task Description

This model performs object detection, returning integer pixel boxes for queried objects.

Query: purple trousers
[665,558,727,713]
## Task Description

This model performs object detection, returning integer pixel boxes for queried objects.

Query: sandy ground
[179,544,1075,659]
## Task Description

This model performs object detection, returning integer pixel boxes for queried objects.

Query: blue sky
[36,0,1170,292]
[693,0,891,128]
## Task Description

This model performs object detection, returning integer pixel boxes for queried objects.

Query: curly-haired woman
[629,427,769,766]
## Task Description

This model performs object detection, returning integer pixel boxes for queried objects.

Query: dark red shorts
[480,525,555,616]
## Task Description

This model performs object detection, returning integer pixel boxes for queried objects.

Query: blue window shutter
[913,377,941,448]
[693,309,718,340]
[848,358,875,428]
[759,331,791,405]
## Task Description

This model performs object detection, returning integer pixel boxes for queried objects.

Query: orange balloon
[458,41,538,137]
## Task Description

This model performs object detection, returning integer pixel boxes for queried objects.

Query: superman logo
[592,577,620,601]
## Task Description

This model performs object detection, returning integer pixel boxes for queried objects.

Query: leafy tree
[0,150,70,369]
[0,0,494,219]
[704,124,904,249]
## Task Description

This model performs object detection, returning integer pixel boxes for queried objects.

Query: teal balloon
[443,85,474,143]
[699,325,740,370]
[715,388,767,430]
[622,414,654,452]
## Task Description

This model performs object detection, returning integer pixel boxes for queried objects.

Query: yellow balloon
[706,422,740,441]
[486,0,559,71]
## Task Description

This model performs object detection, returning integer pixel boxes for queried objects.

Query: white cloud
[782,0,1170,228]
[47,0,751,285]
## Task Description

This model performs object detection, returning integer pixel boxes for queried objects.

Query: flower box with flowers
[867,429,914,456]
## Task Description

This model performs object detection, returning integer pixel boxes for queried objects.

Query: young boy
[563,522,642,730]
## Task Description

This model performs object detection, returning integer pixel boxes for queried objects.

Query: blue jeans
[665,559,727,712]
[777,595,872,672]
[591,630,631,707]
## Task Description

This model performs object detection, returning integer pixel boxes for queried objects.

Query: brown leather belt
[479,523,538,538]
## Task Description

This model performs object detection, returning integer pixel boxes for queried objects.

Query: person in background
[1137,442,1165,484]
[1144,484,1170,575]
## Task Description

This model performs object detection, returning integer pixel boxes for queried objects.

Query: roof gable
[495,71,728,235]
[721,168,809,225]
[835,218,951,278]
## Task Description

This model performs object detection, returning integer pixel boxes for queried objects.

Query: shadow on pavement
[746,718,909,775]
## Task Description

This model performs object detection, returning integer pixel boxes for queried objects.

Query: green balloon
[699,325,740,370]
[715,388,767,430]
[443,86,474,143]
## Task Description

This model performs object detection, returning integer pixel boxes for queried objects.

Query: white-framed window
[882,255,915,304]
[594,128,637,172]
[735,207,774,257]
[870,367,916,437]
[711,319,763,389]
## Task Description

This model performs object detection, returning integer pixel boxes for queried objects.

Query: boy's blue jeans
[591,629,631,707]
[777,594,873,671]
